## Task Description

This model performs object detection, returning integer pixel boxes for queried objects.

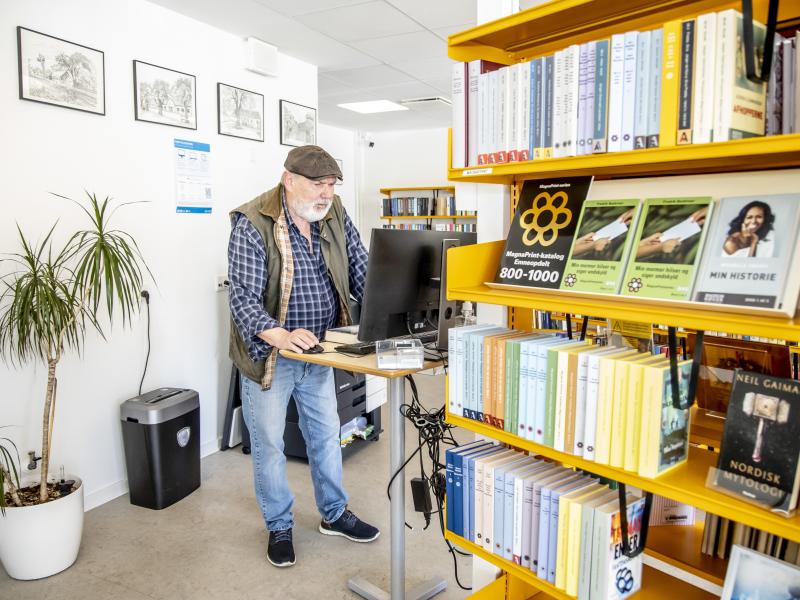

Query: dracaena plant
[0,192,151,505]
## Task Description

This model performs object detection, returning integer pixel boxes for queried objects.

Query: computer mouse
[303,344,325,354]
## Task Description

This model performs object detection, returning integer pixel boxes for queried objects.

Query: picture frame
[17,26,105,115]
[721,545,800,600]
[280,99,316,147]
[217,83,264,142]
[133,60,196,129]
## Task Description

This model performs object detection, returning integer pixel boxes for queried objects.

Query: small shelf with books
[380,215,477,220]
[445,240,800,343]
[444,530,718,600]
[445,411,800,544]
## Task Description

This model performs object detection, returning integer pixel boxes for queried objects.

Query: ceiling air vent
[398,96,452,108]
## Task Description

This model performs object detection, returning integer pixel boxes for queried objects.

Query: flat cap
[284,145,343,181]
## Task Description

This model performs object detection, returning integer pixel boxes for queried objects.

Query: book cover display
[620,197,713,300]
[561,199,642,294]
[720,545,800,600]
[713,370,800,514]
[592,495,646,600]
[693,193,800,314]
[495,177,593,289]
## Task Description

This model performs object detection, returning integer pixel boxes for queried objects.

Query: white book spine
[518,60,532,161]
[647,28,663,147]
[564,45,581,157]
[634,30,652,149]
[580,42,597,155]
[468,60,481,166]
[448,327,458,414]
[451,63,467,168]
[552,50,565,157]
[483,464,496,552]
[783,39,796,134]
[692,13,717,143]
[488,70,499,162]
[582,355,602,461]
[534,345,549,444]
[474,459,486,544]
[576,42,589,156]
[607,33,626,152]
[573,353,591,456]
[478,72,489,164]
[714,10,736,141]
[621,30,639,151]
[524,344,537,441]
[512,476,526,563]
[553,351,569,452]
[508,64,519,162]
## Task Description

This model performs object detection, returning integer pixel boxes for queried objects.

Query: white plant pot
[0,476,84,580]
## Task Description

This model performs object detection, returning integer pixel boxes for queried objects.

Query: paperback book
[692,193,800,315]
[561,198,642,294]
[495,177,594,290]
[620,197,713,301]
[713,369,800,514]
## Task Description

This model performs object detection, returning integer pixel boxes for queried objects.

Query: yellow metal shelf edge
[446,411,800,543]
[445,241,800,342]
[445,530,717,600]
[448,134,800,184]
[379,186,455,195]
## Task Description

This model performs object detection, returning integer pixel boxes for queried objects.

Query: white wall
[317,123,358,223]
[0,0,317,510]
[357,128,450,242]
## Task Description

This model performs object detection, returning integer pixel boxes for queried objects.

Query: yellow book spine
[593,357,617,465]
[659,19,682,148]
[555,495,572,589]
[566,501,585,595]
[609,360,630,468]
[638,365,662,477]
[624,357,665,472]
[564,352,580,452]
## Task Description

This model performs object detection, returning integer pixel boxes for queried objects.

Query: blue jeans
[240,356,347,532]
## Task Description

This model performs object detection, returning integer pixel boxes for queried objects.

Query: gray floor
[0,374,474,600]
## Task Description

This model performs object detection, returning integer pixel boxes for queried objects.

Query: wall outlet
[216,276,229,292]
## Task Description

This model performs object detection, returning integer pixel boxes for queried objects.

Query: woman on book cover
[722,200,775,258]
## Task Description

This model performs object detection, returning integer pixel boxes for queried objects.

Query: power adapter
[410,477,432,514]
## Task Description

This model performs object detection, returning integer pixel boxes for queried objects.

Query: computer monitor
[358,229,477,343]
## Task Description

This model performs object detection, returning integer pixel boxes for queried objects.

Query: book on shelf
[713,369,800,514]
[561,198,642,294]
[676,19,696,145]
[620,196,713,301]
[686,333,793,416]
[692,12,718,144]
[494,176,594,290]
[720,545,800,600]
[648,496,695,526]
[692,193,800,315]
[452,62,468,169]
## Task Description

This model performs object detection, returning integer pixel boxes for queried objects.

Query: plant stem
[0,463,22,507]
[39,358,57,503]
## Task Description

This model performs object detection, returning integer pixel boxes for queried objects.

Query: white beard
[293,199,332,223]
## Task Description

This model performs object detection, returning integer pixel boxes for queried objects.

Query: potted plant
[0,192,150,580]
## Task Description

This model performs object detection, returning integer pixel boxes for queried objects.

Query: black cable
[138,291,151,396]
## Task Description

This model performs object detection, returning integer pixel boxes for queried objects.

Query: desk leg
[347,376,447,600]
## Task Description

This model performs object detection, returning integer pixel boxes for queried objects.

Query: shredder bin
[120,387,200,509]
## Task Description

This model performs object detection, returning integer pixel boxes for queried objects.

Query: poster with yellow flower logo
[495,177,593,289]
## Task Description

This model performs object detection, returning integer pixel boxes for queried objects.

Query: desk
[281,342,447,600]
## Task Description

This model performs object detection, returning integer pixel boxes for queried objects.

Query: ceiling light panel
[337,100,409,113]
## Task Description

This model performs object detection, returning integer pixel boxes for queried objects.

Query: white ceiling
[147,0,477,132]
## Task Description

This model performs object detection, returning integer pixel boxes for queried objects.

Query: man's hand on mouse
[258,327,319,353]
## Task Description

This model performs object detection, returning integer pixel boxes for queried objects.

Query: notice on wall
[174,139,212,214]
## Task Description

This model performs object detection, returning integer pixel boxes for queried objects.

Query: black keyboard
[334,331,438,356]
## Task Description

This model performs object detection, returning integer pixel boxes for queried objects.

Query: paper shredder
[120,388,200,509]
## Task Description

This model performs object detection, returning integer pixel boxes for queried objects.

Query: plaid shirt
[228,199,367,361]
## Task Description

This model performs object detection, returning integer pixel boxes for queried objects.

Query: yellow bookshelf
[379,186,476,223]
[444,1,800,598]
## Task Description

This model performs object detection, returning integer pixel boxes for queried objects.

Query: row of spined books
[496,188,800,316]
[701,513,800,565]
[451,9,793,168]
[382,223,477,232]
[447,325,693,479]
[381,196,469,217]
[445,442,646,600]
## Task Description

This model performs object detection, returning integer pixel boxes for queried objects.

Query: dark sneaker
[319,508,380,543]
[267,529,296,567]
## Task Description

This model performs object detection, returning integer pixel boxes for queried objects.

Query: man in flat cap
[228,145,378,568]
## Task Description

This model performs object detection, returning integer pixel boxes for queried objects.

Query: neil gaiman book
[495,176,593,289]
[714,369,800,514]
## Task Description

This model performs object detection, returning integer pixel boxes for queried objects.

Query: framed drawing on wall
[133,60,196,129]
[217,83,264,142]
[17,26,105,115]
[280,99,316,147]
